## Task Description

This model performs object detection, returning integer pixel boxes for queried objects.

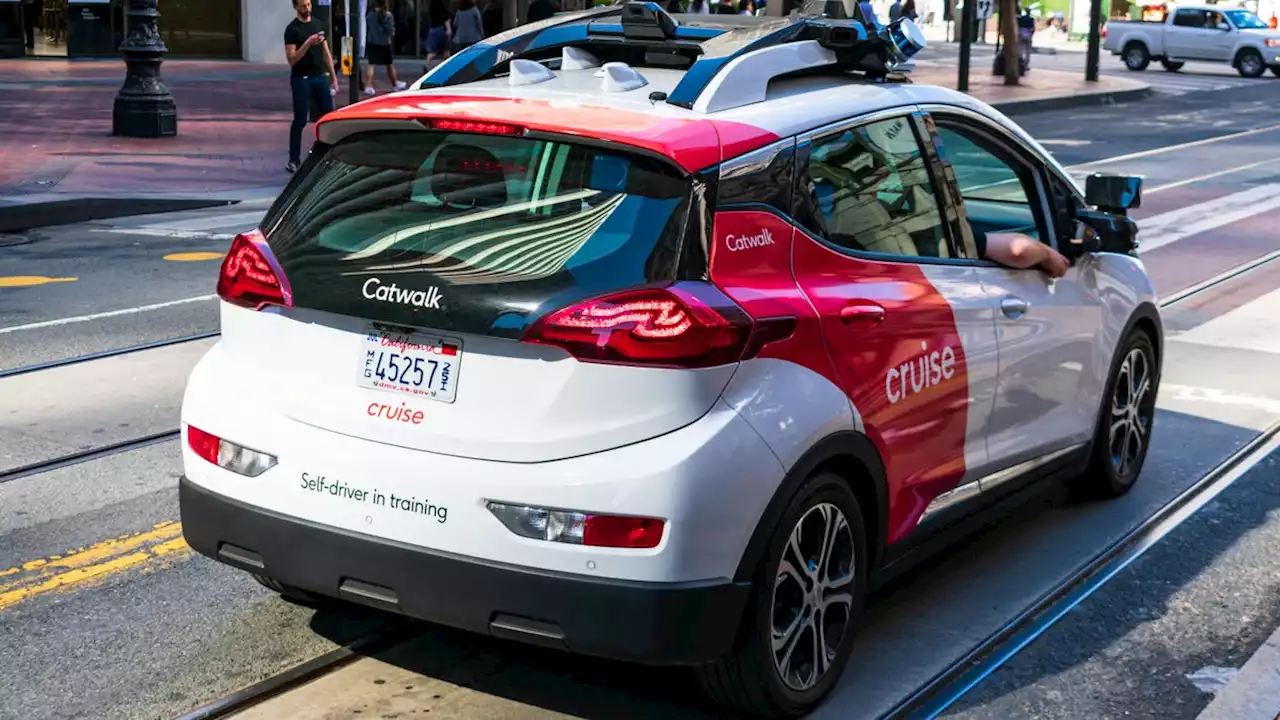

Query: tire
[1075,328,1158,499]
[1123,43,1150,71]
[696,472,868,719]
[253,573,330,607]
[1161,59,1184,72]
[1237,49,1265,78]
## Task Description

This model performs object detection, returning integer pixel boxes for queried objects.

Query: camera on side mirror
[1064,173,1143,258]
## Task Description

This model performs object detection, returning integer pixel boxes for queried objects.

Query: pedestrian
[364,0,406,95]
[451,0,485,53]
[901,0,917,20]
[737,0,754,14]
[889,0,902,22]
[423,0,452,69]
[527,0,558,22]
[284,0,339,174]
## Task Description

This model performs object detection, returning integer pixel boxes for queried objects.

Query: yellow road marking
[163,252,225,262]
[0,521,191,612]
[0,276,78,288]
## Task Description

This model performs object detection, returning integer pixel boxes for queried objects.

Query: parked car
[181,5,1160,718]
[1103,5,1280,77]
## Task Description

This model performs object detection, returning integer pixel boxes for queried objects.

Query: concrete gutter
[0,187,283,233]
[1197,624,1280,720]
[990,85,1155,116]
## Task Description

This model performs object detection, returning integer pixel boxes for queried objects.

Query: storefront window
[158,0,241,58]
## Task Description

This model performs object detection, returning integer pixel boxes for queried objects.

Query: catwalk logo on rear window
[362,278,443,310]
[725,228,775,252]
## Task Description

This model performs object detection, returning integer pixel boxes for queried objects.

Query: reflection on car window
[804,117,951,259]
[1225,9,1267,28]
[935,125,1041,242]
[1172,9,1206,26]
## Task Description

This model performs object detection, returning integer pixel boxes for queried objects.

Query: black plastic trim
[180,477,751,666]
[730,430,889,583]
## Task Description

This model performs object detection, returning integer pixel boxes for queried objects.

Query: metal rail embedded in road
[170,621,417,720]
[0,429,181,485]
[880,420,1280,720]
[0,331,220,381]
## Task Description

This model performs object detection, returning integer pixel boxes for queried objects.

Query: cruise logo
[725,229,776,252]
[886,341,958,405]
[362,278,442,310]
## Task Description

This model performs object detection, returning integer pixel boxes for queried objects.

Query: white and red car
[180,5,1160,717]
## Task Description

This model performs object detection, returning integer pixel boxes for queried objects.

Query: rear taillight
[216,231,291,310]
[521,283,755,369]
[486,501,665,549]
[186,425,278,477]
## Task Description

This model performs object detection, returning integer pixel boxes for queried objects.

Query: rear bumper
[180,477,753,665]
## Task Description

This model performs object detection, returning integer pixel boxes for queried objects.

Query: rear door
[789,111,1002,541]
[920,108,1105,473]
[243,126,734,463]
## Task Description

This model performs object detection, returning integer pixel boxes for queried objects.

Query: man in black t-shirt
[285,0,339,173]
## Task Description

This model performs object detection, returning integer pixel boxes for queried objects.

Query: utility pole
[958,0,975,92]
[1086,0,1102,81]
[113,0,177,137]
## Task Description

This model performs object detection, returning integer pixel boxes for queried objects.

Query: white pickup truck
[1103,5,1280,77]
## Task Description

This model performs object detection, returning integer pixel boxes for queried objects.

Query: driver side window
[932,123,1051,262]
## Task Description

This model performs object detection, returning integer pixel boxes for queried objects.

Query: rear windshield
[264,130,692,338]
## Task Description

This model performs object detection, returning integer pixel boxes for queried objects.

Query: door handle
[840,302,886,326]
[1001,296,1029,319]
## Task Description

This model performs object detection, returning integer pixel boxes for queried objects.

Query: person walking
[451,0,485,53]
[363,0,405,95]
[423,0,452,70]
[284,0,338,174]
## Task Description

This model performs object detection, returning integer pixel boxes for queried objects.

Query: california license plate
[358,324,461,403]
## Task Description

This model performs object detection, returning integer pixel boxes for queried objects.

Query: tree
[1001,0,1020,85]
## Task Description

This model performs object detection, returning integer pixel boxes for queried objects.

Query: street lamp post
[112,0,178,138]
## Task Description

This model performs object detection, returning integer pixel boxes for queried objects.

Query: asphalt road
[4,82,1280,720]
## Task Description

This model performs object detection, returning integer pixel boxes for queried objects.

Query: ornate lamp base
[112,0,178,138]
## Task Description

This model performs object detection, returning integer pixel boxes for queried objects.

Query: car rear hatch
[217,122,753,463]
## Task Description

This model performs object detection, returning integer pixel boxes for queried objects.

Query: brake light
[187,426,220,465]
[216,231,291,310]
[486,501,666,549]
[186,425,278,477]
[522,283,754,368]
[419,118,526,136]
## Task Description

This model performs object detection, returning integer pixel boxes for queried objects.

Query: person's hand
[1040,246,1070,278]
[331,77,340,95]
[305,32,324,47]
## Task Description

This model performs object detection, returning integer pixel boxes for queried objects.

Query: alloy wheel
[1242,54,1263,77]
[770,502,855,692]
[1109,347,1153,479]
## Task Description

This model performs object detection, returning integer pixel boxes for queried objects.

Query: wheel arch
[1125,300,1164,379]
[731,431,889,584]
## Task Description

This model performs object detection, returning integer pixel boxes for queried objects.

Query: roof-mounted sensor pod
[562,46,603,71]
[508,58,557,86]
[601,62,648,92]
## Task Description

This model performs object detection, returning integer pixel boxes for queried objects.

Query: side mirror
[1065,208,1140,257]
[1085,172,1143,214]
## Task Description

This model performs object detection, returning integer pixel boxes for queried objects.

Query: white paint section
[1172,286,1280,355]
[1068,123,1280,169]
[1146,156,1280,194]
[96,228,236,241]
[138,210,266,232]
[1137,184,1280,253]
[1159,384,1280,416]
[0,295,216,335]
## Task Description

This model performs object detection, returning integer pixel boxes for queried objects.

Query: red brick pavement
[0,57,1144,200]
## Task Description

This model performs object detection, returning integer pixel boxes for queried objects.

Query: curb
[1196,623,1280,720]
[0,197,241,233]
[989,85,1154,115]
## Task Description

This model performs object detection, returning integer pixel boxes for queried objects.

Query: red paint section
[790,231,969,544]
[317,94,777,174]
[707,210,844,392]
[712,120,784,164]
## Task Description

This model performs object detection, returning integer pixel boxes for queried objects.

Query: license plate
[358,324,461,403]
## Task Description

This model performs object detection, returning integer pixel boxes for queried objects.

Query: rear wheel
[696,472,867,718]
[1075,329,1158,499]
[1161,59,1185,72]
[1124,43,1150,71]
[1237,49,1266,78]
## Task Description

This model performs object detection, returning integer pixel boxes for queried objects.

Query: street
[5,45,1280,720]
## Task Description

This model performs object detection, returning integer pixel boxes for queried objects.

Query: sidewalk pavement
[0,55,1146,230]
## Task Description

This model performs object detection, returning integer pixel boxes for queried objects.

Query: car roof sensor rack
[417,1,720,89]
[664,13,928,111]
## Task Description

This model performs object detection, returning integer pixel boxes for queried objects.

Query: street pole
[1086,0,1102,81]
[958,0,974,92]
[112,0,177,137]
[346,0,358,105]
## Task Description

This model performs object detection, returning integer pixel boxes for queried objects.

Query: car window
[1225,9,1268,28]
[1172,8,1206,26]
[933,124,1046,253]
[800,116,952,260]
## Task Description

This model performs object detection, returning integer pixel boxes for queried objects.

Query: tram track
[0,330,219,381]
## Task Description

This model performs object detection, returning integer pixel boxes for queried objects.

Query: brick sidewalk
[0,57,1145,203]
